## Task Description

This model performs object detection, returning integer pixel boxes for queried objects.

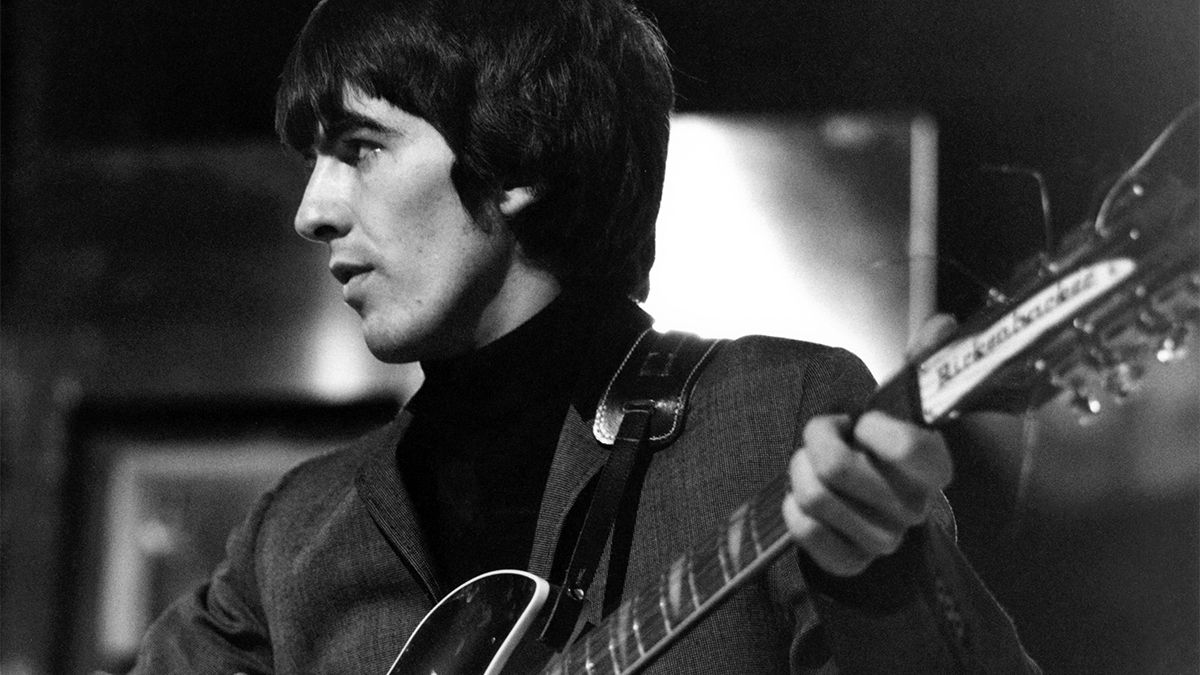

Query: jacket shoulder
[260,416,403,508]
[661,334,879,476]
[698,334,877,412]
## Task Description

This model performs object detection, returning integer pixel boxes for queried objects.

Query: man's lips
[330,260,372,285]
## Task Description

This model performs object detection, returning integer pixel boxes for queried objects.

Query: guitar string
[556,472,794,674]
[553,122,1200,671]
[565,515,795,674]
[549,470,793,674]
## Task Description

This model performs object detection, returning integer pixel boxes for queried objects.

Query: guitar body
[388,570,554,675]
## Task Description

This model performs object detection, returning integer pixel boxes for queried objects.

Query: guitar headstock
[899,105,1199,426]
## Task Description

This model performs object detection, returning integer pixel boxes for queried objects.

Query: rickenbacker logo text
[917,258,1136,423]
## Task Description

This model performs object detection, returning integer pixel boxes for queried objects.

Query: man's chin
[363,337,423,365]
[359,314,478,363]
[362,328,463,364]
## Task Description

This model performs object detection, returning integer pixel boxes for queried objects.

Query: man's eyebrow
[316,110,400,147]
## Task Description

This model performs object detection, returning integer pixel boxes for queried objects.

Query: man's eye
[339,139,381,165]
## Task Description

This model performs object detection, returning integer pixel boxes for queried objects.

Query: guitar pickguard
[389,570,550,675]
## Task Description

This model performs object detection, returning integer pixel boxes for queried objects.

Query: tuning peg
[1155,322,1190,363]
[1082,341,1117,371]
[1135,304,1169,333]
[1132,301,1191,363]
[1036,253,1061,278]
[1103,360,1145,401]
[1073,321,1118,371]
[985,287,1009,307]
[1068,387,1102,423]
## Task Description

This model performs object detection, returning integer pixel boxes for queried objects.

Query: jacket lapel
[527,407,609,580]
[355,410,444,603]
[527,303,652,619]
[354,300,651,604]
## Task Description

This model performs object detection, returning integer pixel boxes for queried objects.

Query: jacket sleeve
[781,346,1040,673]
[128,487,276,674]
[794,506,1041,673]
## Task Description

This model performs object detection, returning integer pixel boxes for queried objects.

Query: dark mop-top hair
[275,0,674,301]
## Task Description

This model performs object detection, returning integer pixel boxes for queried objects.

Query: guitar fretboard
[541,472,796,675]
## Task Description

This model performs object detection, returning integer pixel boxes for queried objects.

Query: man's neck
[469,253,563,351]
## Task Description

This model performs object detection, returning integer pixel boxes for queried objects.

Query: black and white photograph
[1,1,1196,673]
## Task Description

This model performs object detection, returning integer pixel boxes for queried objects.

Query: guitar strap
[538,328,725,650]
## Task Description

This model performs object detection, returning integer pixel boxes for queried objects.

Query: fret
[606,624,623,675]
[686,553,702,611]
[630,601,647,656]
[738,500,771,573]
[747,503,764,556]
[726,503,750,573]
[585,630,615,675]
[692,546,727,603]
[666,556,686,619]
[614,601,633,664]
[551,492,806,675]
[752,476,790,546]
[553,480,805,675]
[715,535,733,582]
[657,579,674,633]
[635,589,667,650]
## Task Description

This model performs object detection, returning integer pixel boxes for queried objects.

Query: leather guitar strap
[538,328,725,650]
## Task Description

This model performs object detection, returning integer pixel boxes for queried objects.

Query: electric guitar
[388,106,1199,675]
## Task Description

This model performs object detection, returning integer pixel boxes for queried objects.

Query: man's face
[294,90,549,363]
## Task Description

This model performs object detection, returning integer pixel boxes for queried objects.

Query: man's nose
[294,158,352,242]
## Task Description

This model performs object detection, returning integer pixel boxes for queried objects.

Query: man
[134,0,1037,671]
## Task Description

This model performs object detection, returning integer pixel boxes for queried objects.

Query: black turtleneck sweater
[397,292,651,590]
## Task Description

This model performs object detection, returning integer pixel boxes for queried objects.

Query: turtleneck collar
[406,290,653,428]
[392,289,652,588]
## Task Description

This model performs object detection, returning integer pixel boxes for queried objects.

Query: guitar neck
[542,360,934,675]
[542,104,1200,675]
[542,471,799,674]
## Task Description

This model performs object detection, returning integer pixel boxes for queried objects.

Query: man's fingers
[789,450,910,557]
[785,412,952,577]
[781,491,873,577]
[801,417,928,528]
[854,411,953,492]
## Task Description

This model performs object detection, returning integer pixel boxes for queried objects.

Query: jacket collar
[529,300,653,579]
[354,299,653,601]
[354,410,443,603]
[526,409,611,579]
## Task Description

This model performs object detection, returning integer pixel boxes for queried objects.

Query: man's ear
[497,185,537,218]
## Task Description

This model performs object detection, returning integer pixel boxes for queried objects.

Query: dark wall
[7,0,1197,312]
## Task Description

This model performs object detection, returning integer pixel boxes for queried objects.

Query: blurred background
[2,1,1197,673]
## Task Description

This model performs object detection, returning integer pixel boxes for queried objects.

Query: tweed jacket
[133,335,1036,674]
